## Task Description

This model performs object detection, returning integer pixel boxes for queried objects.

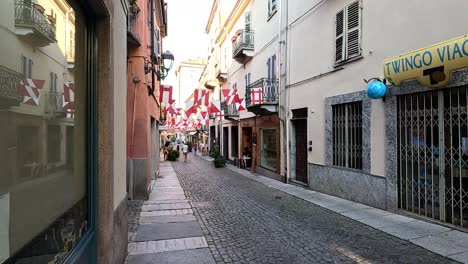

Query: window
[268,0,277,19]
[21,55,33,78]
[335,1,361,64]
[244,72,250,88]
[245,11,251,31]
[50,72,57,92]
[260,128,277,171]
[2,2,92,262]
[267,55,276,79]
[332,102,362,169]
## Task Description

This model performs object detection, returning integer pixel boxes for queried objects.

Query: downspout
[150,0,156,96]
[278,0,286,182]
[284,0,290,183]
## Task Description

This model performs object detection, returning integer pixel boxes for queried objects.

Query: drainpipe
[150,0,156,96]
[278,0,290,183]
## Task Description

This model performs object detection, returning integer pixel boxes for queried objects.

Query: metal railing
[232,29,254,58]
[245,78,278,107]
[44,92,65,114]
[15,0,56,42]
[221,101,239,118]
[127,9,141,43]
[0,65,24,102]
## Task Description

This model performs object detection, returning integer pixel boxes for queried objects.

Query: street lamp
[157,50,174,80]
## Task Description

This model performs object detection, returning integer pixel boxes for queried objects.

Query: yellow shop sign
[384,35,468,88]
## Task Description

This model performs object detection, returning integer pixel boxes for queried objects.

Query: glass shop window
[0,0,89,262]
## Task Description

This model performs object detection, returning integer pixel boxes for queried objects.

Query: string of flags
[160,85,255,131]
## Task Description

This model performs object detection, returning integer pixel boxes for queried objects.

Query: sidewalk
[126,161,215,264]
[197,153,468,263]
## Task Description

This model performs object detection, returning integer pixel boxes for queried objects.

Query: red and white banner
[216,110,225,121]
[236,98,246,111]
[63,82,75,118]
[159,85,173,104]
[18,78,45,106]
[222,89,239,105]
[250,88,263,105]
[194,88,210,106]
[209,100,221,114]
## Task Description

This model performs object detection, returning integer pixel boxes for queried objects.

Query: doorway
[293,118,308,184]
[397,87,468,229]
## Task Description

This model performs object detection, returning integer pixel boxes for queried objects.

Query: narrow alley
[127,153,459,264]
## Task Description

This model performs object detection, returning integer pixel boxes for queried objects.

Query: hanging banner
[384,35,468,88]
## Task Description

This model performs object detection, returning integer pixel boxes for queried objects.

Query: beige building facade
[282,0,468,230]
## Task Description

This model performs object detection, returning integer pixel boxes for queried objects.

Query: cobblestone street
[172,155,458,264]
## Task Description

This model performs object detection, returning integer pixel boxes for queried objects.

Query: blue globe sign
[366,80,387,99]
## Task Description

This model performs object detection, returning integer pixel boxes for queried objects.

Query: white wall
[286,0,468,176]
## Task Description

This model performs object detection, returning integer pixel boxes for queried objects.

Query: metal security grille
[398,87,468,229]
[332,102,362,169]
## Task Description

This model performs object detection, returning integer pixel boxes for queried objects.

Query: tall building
[126,0,168,200]
[203,0,282,180]
[0,0,129,262]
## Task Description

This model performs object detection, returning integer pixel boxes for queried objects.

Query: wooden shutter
[335,10,344,63]
[21,55,27,76]
[346,1,360,59]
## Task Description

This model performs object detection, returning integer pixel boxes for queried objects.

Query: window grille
[335,1,361,63]
[332,101,362,169]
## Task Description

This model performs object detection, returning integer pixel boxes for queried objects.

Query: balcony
[221,101,239,120]
[245,78,279,115]
[14,0,56,47]
[215,62,227,83]
[44,92,66,118]
[0,65,24,109]
[232,29,254,63]
[127,5,141,46]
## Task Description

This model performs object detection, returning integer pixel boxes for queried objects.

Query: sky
[162,0,213,95]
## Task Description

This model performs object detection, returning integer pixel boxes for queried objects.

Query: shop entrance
[397,87,468,229]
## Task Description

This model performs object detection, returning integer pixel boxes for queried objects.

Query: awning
[188,131,197,136]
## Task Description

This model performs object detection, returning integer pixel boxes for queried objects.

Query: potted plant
[236,29,242,36]
[231,35,237,43]
[129,0,140,15]
[211,145,225,168]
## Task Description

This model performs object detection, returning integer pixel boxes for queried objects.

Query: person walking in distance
[193,141,198,155]
[182,142,189,162]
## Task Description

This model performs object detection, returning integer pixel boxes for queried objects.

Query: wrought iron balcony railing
[15,0,56,43]
[221,101,239,119]
[245,78,279,108]
[232,29,254,58]
[44,92,65,115]
[0,65,24,107]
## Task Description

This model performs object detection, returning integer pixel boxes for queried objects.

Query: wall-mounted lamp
[157,50,174,80]
[364,77,387,99]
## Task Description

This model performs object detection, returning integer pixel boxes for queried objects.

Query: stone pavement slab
[128,237,208,255]
[139,214,197,224]
[142,202,191,211]
[140,209,193,216]
[135,219,203,242]
[127,248,215,264]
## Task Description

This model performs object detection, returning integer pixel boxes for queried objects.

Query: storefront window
[260,128,276,171]
[0,0,89,262]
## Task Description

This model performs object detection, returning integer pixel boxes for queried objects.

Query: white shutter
[346,1,360,59]
[335,10,344,63]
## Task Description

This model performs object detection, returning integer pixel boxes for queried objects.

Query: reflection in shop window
[1,0,87,263]
[260,128,276,171]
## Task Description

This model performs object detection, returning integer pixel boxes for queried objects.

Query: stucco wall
[112,0,128,210]
[286,0,468,176]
